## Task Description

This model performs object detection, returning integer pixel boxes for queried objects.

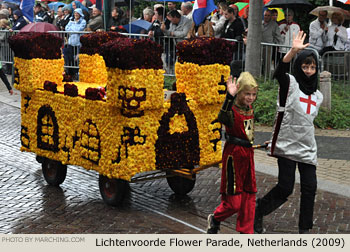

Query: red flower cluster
[85,87,105,100]
[155,93,200,170]
[8,32,62,59]
[80,31,126,55]
[64,83,78,97]
[176,37,235,65]
[99,37,163,70]
[43,80,58,93]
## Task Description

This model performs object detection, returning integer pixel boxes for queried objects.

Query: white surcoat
[268,75,323,165]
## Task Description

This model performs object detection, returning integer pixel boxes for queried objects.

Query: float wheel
[42,158,67,186]
[166,171,196,195]
[99,175,129,206]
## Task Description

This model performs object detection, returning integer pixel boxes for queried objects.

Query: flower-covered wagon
[9,32,235,206]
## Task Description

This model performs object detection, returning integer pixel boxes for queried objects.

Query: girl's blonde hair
[237,72,258,93]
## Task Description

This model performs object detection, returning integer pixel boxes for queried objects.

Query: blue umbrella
[48,2,67,12]
[123,19,152,33]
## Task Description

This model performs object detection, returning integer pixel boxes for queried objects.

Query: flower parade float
[9,32,235,206]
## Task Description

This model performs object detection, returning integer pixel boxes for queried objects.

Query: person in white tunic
[254,31,323,234]
[321,12,348,55]
[279,9,300,55]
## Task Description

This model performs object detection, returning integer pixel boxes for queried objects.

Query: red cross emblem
[300,95,317,114]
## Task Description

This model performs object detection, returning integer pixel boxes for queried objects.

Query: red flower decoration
[99,37,163,70]
[80,31,126,55]
[64,83,78,97]
[85,87,105,100]
[43,80,58,93]
[8,32,63,59]
[176,37,235,66]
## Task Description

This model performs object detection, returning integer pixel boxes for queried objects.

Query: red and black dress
[213,95,256,234]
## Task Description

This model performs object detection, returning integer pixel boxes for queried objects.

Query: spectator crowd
[1,0,350,79]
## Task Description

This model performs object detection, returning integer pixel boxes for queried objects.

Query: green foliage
[253,78,278,126]
[253,78,350,129]
[164,75,176,90]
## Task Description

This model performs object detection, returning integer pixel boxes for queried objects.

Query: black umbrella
[265,0,313,9]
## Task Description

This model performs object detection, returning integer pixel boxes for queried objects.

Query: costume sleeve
[273,61,290,106]
[218,93,235,128]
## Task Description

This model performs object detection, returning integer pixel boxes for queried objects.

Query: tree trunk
[245,0,263,77]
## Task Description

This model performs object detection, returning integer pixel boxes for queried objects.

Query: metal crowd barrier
[3,30,347,86]
[321,50,350,85]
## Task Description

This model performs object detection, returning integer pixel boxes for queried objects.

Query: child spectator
[207,71,258,234]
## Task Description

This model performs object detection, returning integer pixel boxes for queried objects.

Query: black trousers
[258,157,317,230]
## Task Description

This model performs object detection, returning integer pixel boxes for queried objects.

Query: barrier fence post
[319,71,332,112]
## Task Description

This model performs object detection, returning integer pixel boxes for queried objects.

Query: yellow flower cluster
[21,88,164,181]
[16,53,227,181]
[14,57,63,93]
[78,54,107,85]
[106,68,165,110]
[169,114,189,134]
[175,62,230,105]
[189,101,222,166]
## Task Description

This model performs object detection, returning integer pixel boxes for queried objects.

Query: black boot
[299,229,310,234]
[207,214,220,234]
[254,198,264,234]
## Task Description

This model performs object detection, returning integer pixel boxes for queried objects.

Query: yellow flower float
[9,32,235,206]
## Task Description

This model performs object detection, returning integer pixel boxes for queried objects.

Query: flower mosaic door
[155,93,200,171]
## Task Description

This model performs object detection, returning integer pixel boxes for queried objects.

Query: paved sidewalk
[1,77,349,234]
[1,77,349,192]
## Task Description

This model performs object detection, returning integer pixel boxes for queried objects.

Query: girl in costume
[254,31,323,234]
[207,71,258,234]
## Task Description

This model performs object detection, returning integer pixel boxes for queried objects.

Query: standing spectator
[167,2,177,12]
[346,26,350,51]
[207,72,259,234]
[165,1,177,29]
[220,7,244,41]
[0,63,13,95]
[63,8,86,78]
[61,5,73,30]
[212,2,228,38]
[108,7,127,32]
[0,8,10,21]
[161,10,191,70]
[271,9,278,23]
[86,7,103,31]
[279,9,300,55]
[181,1,193,20]
[0,14,13,94]
[309,10,328,53]
[9,10,28,31]
[148,6,165,39]
[0,18,11,75]
[161,10,191,42]
[53,6,65,30]
[152,3,164,22]
[126,7,137,23]
[187,15,213,39]
[242,6,249,31]
[142,7,154,22]
[71,1,89,22]
[254,31,323,235]
[262,9,282,75]
[262,9,282,44]
[34,3,50,23]
[322,12,348,53]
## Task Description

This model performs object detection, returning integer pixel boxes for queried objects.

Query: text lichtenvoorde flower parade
[9,32,234,200]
